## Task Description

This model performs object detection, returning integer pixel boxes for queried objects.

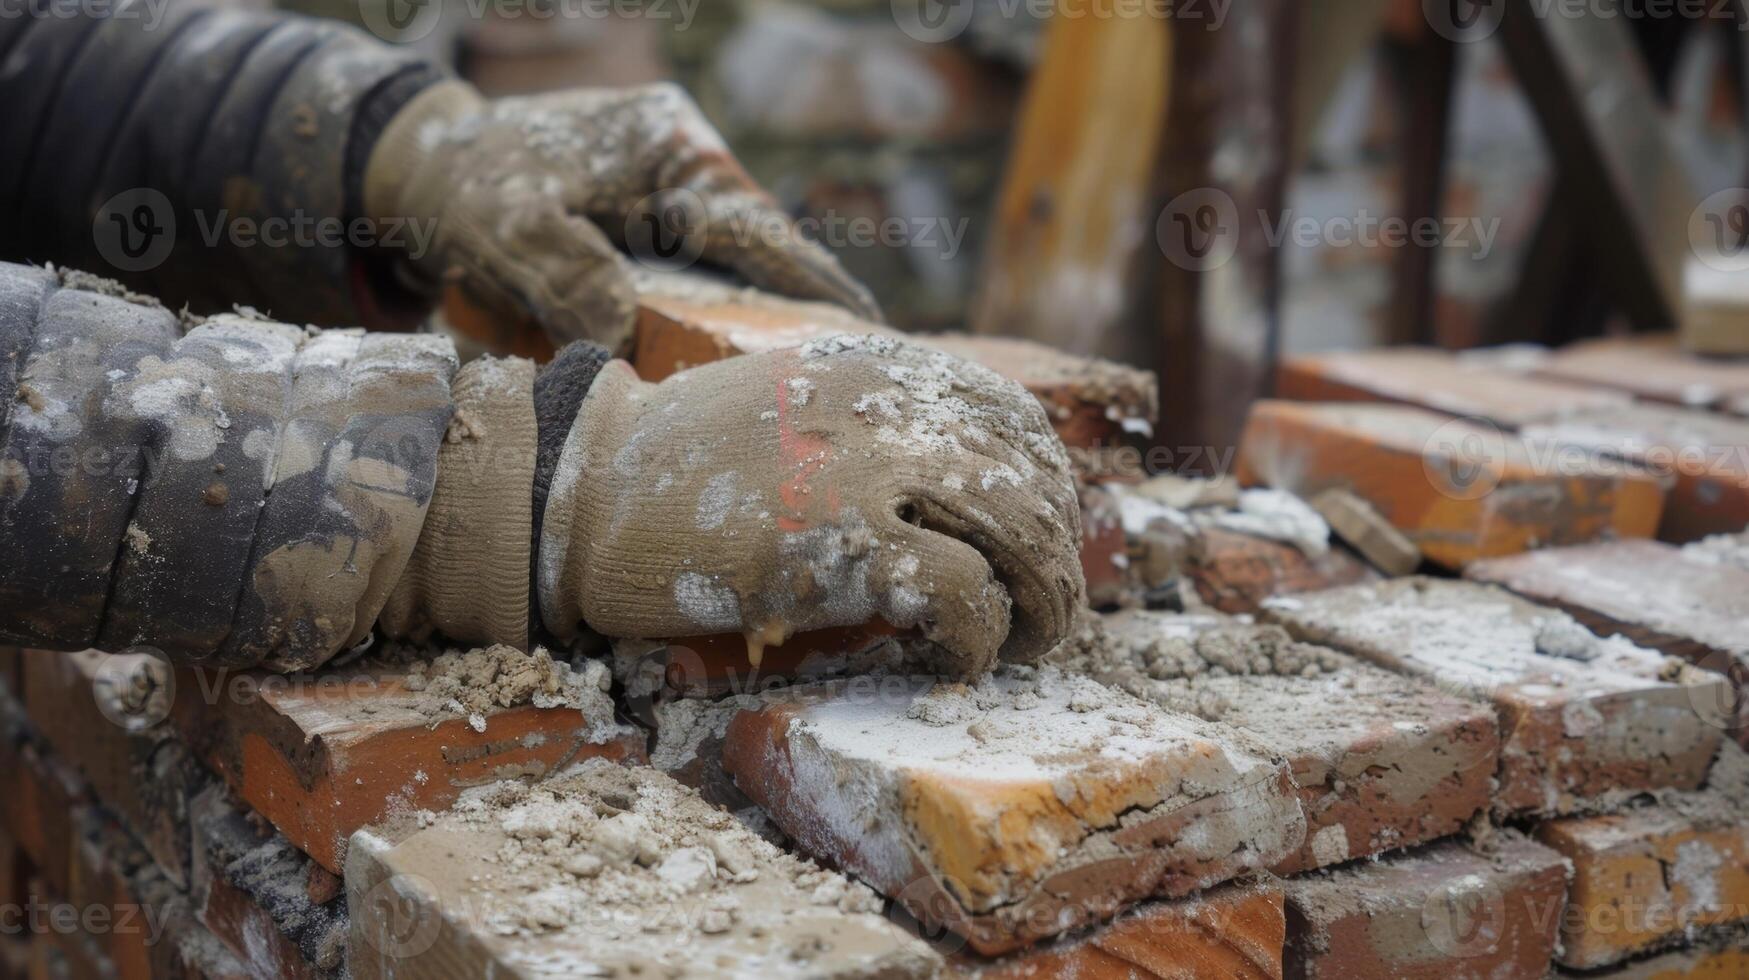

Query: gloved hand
[364,81,881,354]
[539,337,1085,677]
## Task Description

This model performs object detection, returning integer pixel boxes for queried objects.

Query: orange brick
[1520,404,1749,543]
[1084,612,1498,875]
[1264,579,1727,815]
[1236,400,1665,568]
[1538,756,1749,969]
[1276,347,1631,428]
[1283,833,1569,980]
[1532,335,1749,411]
[1467,540,1749,746]
[168,660,644,874]
[950,882,1284,979]
[613,621,907,700]
[722,672,1304,955]
[1569,939,1749,978]
[631,272,1157,449]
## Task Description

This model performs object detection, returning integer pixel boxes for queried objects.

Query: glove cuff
[363,80,487,236]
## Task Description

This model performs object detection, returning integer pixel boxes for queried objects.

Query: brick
[922,335,1157,449]
[1467,539,1749,745]
[1236,400,1665,568]
[648,694,783,844]
[721,669,1305,954]
[1078,484,1194,610]
[1309,488,1421,576]
[630,271,1158,449]
[1532,335,1749,411]
[23,650,197,886]
[346,761,941,979]
[1283,832,1570,980]
[1567,935,1749,978]
[1536,747,1749,968]
[1188,527,1378,615]
[949,882,1284,979]
[188,785,345,980]
[1276,347,1631,427]
[1263,579,1728,815]
[1519,403,1749,543]
[168,656,644,874]
[1065,612,1497,875]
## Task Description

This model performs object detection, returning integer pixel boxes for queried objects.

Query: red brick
[1283,832,1570,980]
[949,882,1284,979]
[1519,403,1749,543]
[1532,335,1749,411]
[1264,579,1728,815]
[1276,347,1631,427]
[630,271,1158,449]
[168,658,644,874]
[612,621,907,700]
[722,671,1305,954]
[188,786,345,980]
[1071,612,1497,874]
[1536,749,1749,968]
[1237,400,1665,568]
[1188,528,1378,615]
[1467,539,1749,745]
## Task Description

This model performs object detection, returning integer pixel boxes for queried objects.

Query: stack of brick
[0,643,645,978]
[1267,340,1749,547]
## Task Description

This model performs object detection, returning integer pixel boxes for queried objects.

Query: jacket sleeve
[0,3,447,330]
[0,261,456,670]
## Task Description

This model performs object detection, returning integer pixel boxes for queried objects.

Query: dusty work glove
[365,81,881,354]
[539,336,1085,677]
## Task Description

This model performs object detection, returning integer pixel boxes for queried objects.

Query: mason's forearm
[0,4,446,328]
[0,262,605,670]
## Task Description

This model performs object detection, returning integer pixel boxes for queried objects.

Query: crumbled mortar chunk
[377,643,626,741]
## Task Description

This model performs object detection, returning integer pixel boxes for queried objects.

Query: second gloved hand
[364,80,880,354]
[538,337,1085,677]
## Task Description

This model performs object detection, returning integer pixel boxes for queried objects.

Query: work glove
[365,81,881,354]
[538,336,1086,678]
